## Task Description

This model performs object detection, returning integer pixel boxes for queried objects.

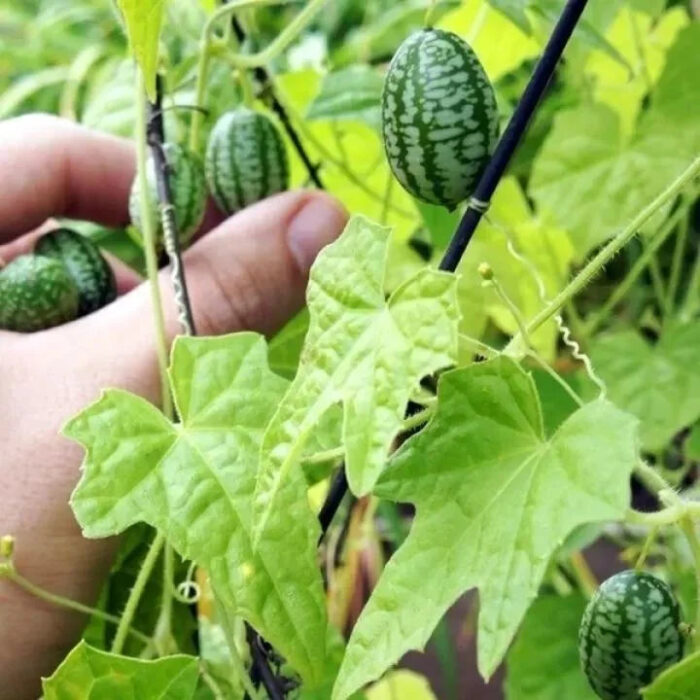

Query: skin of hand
[0,114,347,697]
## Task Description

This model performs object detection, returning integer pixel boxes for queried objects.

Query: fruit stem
[506,154,700,351]
[585,199,692,335]
[680,516,700,651]
[111,531,165,655]
[0,557,150,646]
[135,73,173,417]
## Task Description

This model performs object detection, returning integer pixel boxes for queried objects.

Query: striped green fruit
[205,108,289,215]
[35,228,116,316]
[579,570,684,700]
[382,28,499,209]
[0,255,79,332]
[129,142,207,249]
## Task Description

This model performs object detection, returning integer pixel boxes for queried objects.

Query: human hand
[0,115,346,697]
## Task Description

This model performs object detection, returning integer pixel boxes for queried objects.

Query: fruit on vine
[0,255,79,332]
[35,228,116,316]
[381,28,499,209]
[205,107,289,215]
[579,570,684,700]
[129,142,207,248]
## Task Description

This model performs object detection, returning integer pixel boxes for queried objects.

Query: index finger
[0,114,135,244]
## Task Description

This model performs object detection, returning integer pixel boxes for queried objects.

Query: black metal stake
[147,78,284,700]
[230,16,325,190]
[317,0,591,539]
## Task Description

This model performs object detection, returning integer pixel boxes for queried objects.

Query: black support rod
[317,0,591,540]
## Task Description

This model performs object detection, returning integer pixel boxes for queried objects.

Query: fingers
[0,115,134,243]
[53,190,347,405]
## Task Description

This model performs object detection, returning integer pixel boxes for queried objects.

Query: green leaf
[254,216,459,547]
[333,357,637,699]
[591,322,700,451]
[414,200,460,249]
[65,334,330,686]
[531,23,700,259]
[307,65,384,130]
[686,423,700,462]
[42,640,198,698]
[366,669,437,699]
[486,0,531,34]
[113,0,164,100]
[268,308,310,380]
[642,650,700,699]
[505,594,597,700]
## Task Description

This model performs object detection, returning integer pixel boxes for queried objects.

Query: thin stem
[289,103,413,218]
[467,2,489,44]
[401,404,436,432]
[585,203,688,334]
[682,241,700,320]
[189,43,212,153]
[304,446,345,466]
[634,458,674,499]
[458,332,499,358]
[0,565,150,646]
[568,552,597,598]
[489,277,531,348]
[152,543,175,654]
[627,505,689,527]
[635,526,659,569]
[648,254,667,313]
[665,199,689,316]
[507,155,700,350]
[680,517,700,650]
[379,171,394,225]
[135,74,173,417]
[111,532,165,654]
[227,0,328,69]
[526,350,584,408]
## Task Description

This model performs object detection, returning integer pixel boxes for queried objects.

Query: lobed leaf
[113,0,165,100]
[642,650,700,700]
[42,641,198,699]
[531,22,700,258]
[591,321,700,451]
[65,334,329,686]
[333,357,638,699]
[505,594,596,699]
[253,215,459,547]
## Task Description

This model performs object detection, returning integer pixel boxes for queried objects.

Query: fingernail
[287,195,347,273]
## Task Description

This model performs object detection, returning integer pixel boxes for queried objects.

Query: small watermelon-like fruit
[579,570,684,700]
[35,228,116,316]
[382,28,499,209]
[0,255,79,332]
[205,108,289,215]
[129,142,207,249]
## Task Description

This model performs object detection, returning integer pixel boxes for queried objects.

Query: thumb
[62,190,347,404]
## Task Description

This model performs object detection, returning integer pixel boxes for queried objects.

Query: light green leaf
[65,334,329,686]
[366,669,437,700]
[591,322,700,452]
[486,0,531,34]
[505,594,597,700]
[532,23,700,259]
[642,650,700,699]
[438,2,540,81]
[414,200,460,249]
[268,308,310,380]
[42,640,198,699]
[113,0,164,100]
[307,65,384,130]
[253,215,459,553]
[584,7,689,137]
[686,423,700,462]
[333,357,637,699]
